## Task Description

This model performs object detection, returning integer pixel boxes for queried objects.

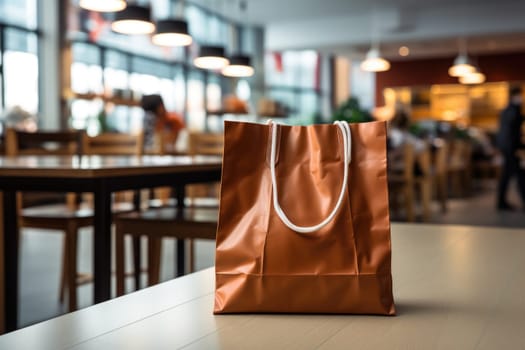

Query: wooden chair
[388,143,416,222]
[5,128,91,312]
[448,140,472,197]
[433,142,449,213]
[114,132,223,296]
[82,132,144,205]
[414,147,433,222]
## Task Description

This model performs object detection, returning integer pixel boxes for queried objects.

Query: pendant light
[459,63,486,85]
[194,45,230,70]
[459,71,486,84]
[222,54,254,77]
[222,1,254,77]
[360,47,391,72]
[79,0,127,12]
[360,9,390,73]
[193,0,229,70]
[448,38,475,77]
[448,54,475,77]
[152,0,192,47]
[111,4,155,35]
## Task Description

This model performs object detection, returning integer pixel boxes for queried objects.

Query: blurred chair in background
[5,128,89,312]
[114,132,223,296]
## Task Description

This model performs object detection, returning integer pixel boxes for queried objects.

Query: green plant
[332,97,373,123]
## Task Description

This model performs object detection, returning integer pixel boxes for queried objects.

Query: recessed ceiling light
[398,46,410,57]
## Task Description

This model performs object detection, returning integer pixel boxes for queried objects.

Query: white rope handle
[269,121,352,233]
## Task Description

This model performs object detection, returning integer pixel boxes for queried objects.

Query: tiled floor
[17,179,525,328]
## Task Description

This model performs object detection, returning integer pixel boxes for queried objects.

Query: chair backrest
[4,128,84,210]
[416,144,432,178]
[402,143,415,181]
[449,139,472,169]
[434,142,449,175]
[188,132,224,156]
[5,128,84,156]
[82,132,144,156]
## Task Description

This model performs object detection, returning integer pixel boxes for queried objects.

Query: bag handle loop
[269,120,352,233]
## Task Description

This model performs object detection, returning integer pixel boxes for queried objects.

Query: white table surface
[1,223,525,349]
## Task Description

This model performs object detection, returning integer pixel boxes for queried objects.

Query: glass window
[298,91,319,119]
[104,67,129,94]
[3,28,39,114]
[108,105,131,133]
[69,99,104,134]
[206,74,221,112]
[187,70,205,131]
[160,78,176,111]
[104,48,129,96]
[185,5,208,43]
[236,79,251,101]
[71,43,103,94]
[129,73,160,96]
[0,0,38,29]
[173,66,185,115]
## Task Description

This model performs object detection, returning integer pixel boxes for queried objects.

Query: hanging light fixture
[152,19,192,46]
[448,54,475,77]
[152,0,192,47]
[448,38,475,77]
[194,45,230,70]
[222,1,254,77]
[459,65,486,85]
[111,4,155,35]
[360,10,390,73]
[79,0,127,12]
[222,55,254,77]
[360,47,391,72]
[459,71,486,84]
[193,0,229,70]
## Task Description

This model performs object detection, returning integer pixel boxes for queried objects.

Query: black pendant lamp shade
[222,54,254,77]
[194,45,230,70]
[111,4,155,35]
[152,19,192,47]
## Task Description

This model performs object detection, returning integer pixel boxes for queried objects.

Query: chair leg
[189,239,195,273]
[438,175,448,213]
[147,237,161,287]
[404,184,415,222]
[421,179,432,222]
[65,221,78,312]
[115,222,126,297]
[59,234,67,303]
[132,237,141,291]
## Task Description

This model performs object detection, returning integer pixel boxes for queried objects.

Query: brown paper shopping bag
[214,120,395,315]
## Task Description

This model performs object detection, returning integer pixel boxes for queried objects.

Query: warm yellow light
[448,54,475,77]
[222,65,254,77]
[111,20,155,35]
[361,48,391,72]
[398,46,410,56]
[194,56,230,70]
[79,0,126,12]
[152,33,192,47]
[448,64,475,77]
[361,57,391,72]
[459,72,486,85]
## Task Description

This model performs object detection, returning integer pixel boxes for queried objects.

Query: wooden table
[1,223,524,349]
[0,155,222,332]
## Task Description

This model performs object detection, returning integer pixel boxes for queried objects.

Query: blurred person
[141,94,185,153]
[387,107,426,176]
[388,107,426,154]
[496,86,525,211]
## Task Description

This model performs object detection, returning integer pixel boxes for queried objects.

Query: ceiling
[195,0,525,58]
